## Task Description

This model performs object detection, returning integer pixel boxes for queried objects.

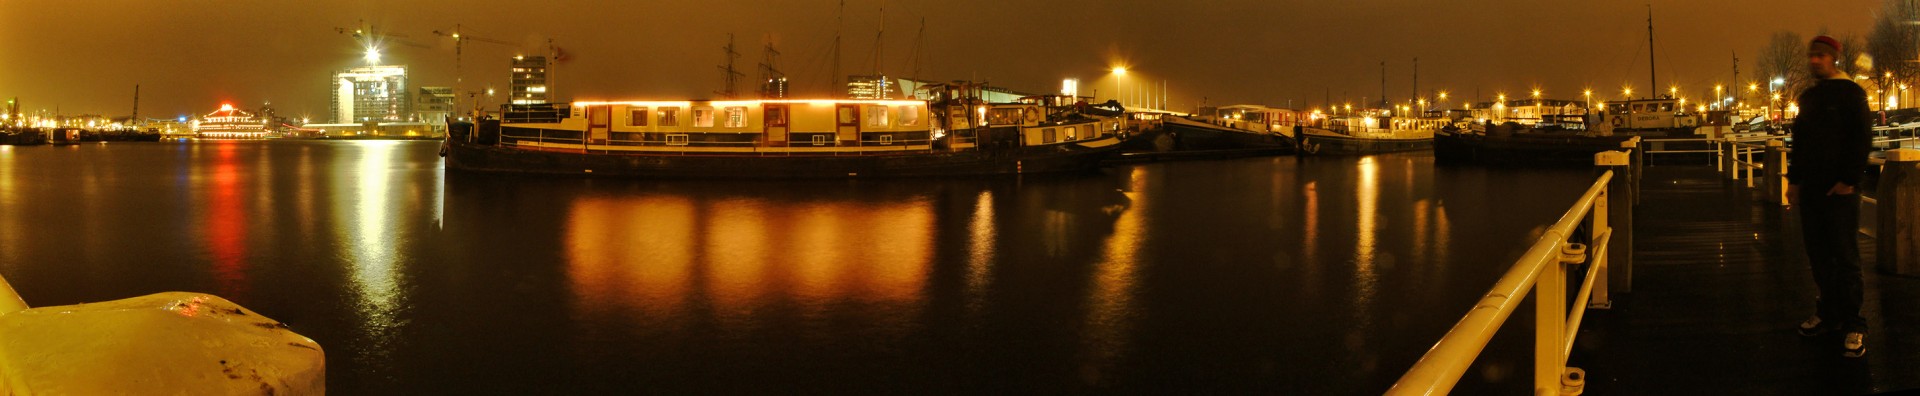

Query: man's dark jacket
[1789,78,1873,188]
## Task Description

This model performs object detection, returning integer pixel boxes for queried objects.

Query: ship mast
[1647,4,1656,99]
[831,0,843,99]
[717,33,743,99]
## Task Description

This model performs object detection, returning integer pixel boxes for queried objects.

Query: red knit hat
[1811,35,1842,54]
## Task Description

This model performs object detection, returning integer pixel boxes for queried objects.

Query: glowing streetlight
[364,46,381,65]
[1110,66,1128,105]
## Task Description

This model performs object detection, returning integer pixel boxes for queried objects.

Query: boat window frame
[866,105,890,127]
[898,105,920,126]
[628,107,649,127]
[693,107,716,128]
[659,107,680,126]
[724,106,747,128]
[1066,126,1077,140]
[766,106,789,127]
[1042,127,1057,143]
[666,133,690,146]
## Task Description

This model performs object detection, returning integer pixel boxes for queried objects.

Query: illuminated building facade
[510,56,549,105]
[846,74,898,99]
[332,65,411,123]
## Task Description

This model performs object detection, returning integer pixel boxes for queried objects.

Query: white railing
[1388,170,1618,396]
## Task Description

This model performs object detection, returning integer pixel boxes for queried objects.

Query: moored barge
[445,83,1125,178]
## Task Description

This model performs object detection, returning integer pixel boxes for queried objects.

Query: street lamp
[1110,66,1127,106]
[364,46,381,65]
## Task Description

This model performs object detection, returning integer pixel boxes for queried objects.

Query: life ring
[1609,116,1624,128]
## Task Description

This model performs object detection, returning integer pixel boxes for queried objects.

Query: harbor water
[0,140,1596,393]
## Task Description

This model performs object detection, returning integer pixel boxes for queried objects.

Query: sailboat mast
[1648,4,1656,99]
[831,0,843,99]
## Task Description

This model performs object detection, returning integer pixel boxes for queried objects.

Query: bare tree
[1869,0,1920,95]
[1755,31,1807,103]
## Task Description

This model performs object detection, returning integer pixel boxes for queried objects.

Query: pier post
[1763,140,1788,205]
[1876,149,1920,276]
[1597,149,1633,293]
[1722,138,1739,180]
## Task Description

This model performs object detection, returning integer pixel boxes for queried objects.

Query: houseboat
[444,83,1125,178]
[1296,111,1437,155]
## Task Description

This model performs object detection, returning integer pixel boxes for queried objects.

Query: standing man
[1788,35,1874,358]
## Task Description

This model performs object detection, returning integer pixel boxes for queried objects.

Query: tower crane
[432,25,537,115]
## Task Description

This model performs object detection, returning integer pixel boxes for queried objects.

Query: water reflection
[965,190,995,313]
[207,143,249,298]
[563,192,933,328]
[338,141,408,365]
[1353,156,1380,307]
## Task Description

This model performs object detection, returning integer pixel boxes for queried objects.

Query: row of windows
[835,105,921,127]
[620,105,923,128]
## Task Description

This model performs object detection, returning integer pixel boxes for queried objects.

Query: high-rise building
[510,56,549,105]
[416,86,455,122]
[846,74,897,99]
[332,65,410,123]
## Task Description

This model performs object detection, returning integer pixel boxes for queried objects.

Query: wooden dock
[1572,165,1920,394]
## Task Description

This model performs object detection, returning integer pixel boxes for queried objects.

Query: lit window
[1066,126,1076,140]
[899,105,920,126]
[693,108,715,127]
[866,105,889,127]
[659,107,680,126]
[838,106,857,125]
[724,106,746,128]
[628,108,648,126]
[767,107,788,126]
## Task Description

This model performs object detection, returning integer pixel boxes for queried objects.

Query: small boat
[1296,112,1436,155]
[1592,97,1705,137]
[444,82,1125,178]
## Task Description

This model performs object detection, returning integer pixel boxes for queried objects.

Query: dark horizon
[0,0,1876,118]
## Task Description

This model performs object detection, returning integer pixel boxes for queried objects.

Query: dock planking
[1572,165,1920,395]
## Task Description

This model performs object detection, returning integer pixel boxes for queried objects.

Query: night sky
[0,0,1877,119]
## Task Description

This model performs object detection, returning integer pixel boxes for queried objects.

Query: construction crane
[432,25,521,87]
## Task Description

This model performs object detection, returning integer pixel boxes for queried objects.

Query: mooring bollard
[1877,149,1920,276]
[1764,140,1789,205]
[1597,149,1633,293]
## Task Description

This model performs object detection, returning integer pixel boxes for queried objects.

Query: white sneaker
[1843,332,1866,358]
[1798,315,1827,337]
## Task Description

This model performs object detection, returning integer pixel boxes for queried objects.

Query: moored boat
[444,83,1125,178]
[1297,112,1436,155]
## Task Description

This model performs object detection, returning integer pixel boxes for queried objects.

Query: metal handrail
[1389,170,1615,396]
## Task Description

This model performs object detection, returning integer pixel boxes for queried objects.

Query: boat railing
[1389,153,1629,395]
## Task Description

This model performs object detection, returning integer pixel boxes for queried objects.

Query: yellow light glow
[1111,66,1127,75]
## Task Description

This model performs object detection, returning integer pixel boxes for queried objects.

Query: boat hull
[444,122,1122,178]
[1298,131,1433,155]
[1160,116,1297,151]
[1434,130,1633,166]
